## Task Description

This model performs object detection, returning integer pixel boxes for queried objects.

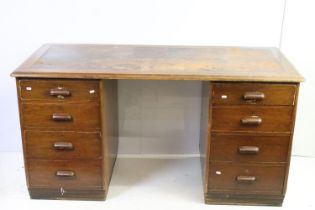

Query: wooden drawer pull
[50,89,71,97]
[53,142,74,151]
[243,91,265,101]
[238,146,259,154]
[236,175,256,183]
[51,113,72,121]
[241,116,262,125]
[56,170,75,177]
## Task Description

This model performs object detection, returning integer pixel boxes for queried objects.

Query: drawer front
[25,131,102,159]
[209,134,289,163]
[28,159,102,189]
[211,106,293,133]
[208,163,285,194]
[22,103,100,130]
[212,83,297,106]
[19,79,99,101]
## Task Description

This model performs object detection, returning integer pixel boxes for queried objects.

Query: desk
[11,44,303,206]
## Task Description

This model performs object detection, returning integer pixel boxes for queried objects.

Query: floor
[0,153,314,210]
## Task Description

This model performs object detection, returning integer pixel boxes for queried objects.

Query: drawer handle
[238,146,259,154]
[241,116,262,125]
[236,175,256,183]
[243,91,265,101]
[50,89,71,98]
[51,113,72,121]
[56,170,75,177]
[53,142,74,151]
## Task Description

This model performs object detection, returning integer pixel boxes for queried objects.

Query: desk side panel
[100,80,119,195]
[199,81,211,193]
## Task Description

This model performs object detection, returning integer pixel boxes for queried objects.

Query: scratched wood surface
[11,44,303,82]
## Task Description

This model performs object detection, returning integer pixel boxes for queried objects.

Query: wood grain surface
[19,79,99,102]
[209,134,290,163]
[212,82,297,106]
[24,131,102,159]
[11,44,303,82]
[207,163,286,194]
[211,106,294,133]
[27,159,103,189]
[21,102,100,130]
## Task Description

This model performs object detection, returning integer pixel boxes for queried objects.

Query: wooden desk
[11,44,303,206]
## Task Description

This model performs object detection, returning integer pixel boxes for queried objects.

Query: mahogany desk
[11,44,304,206]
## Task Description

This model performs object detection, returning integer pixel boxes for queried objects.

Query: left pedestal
[16,78,118,200]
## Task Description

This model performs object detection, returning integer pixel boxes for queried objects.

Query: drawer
[22,102,100,130]
[209,134,290,163]
[27,159,102,189]
[212,83,297,106]
[25,131,102,159]
[208,163,285,194]
[19,79,99,102]
[211,106,293,133]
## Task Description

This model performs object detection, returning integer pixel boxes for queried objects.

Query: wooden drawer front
[19,79,99,101]
[209,134,289,163]
[211,106,293,133]
[25,131,102,159]
[22,103,100,130]
[212,83,297,106]
[208,163,285,194]
[28,159,102,189]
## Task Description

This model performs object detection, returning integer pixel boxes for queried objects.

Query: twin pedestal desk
[11,44,303,206]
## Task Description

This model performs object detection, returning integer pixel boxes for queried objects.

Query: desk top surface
[11,44,303,82]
